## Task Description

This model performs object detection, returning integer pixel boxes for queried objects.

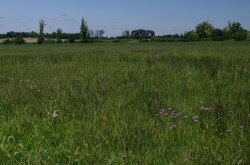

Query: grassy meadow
[0,42,249,164]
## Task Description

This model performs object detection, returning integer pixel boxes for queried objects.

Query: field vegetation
[0,42,249,164]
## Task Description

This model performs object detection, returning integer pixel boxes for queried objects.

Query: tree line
[182,21,248,41]
[0,18,106,44]
[0,18,248,44]
[119,21,248,42]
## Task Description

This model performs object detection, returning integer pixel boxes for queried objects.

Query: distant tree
[212,29,226,41]
[196,21,214,39]
[222,28,230,40]
[56,28,63,44]
[95,30,105,38]
[6,31,16,38]
[173,34,180,38]
[122,30,130,38]
[38,19,45,44]
[3,39,13,44]
[131,29,155,39]
[227,21,247,40]
[228,21,243,34]
[80,17,89,41]
[68,36,75,43]
[89,30,94,38]
[14,36,25,45]
[234,30,248,41]
[183,31,198,42]
[0,31,81,41]
[30,31,39,38]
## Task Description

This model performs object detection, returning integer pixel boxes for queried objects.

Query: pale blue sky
[0,0,249,36]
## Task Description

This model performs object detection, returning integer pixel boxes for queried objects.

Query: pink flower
[159,109,168,116]
[201,107,214,113]
[192,115,199,123]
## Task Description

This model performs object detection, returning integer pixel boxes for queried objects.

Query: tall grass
[0,42,249,164]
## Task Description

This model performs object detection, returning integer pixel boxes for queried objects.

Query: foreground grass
[0,42,249,164]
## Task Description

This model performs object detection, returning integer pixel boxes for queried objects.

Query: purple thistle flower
[192,115,199,123]
[159,109,168,116]
[169,108,177,113]
[171,115,178,120]
[193,119,199,123]
[192,115,199,120]
[201,107,214,113]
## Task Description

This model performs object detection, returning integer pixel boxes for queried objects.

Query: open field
[0,42,249,164]
[0,38,38,43]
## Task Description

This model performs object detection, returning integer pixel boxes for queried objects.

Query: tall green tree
[228,21,243,34]
[38,19,45,44]
[122,30,130,38]
[80,17,89,41]
[234,30,248,41]
[56,28,63,44]
[131,29,155,39]
[227,21,247,40]
[195,21,214,39]
[211,29,228,41]
[183,31,198,42]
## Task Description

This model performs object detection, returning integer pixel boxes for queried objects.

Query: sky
[0,0,249,36]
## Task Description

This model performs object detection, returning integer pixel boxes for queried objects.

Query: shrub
[222,29,230,40]
[234,30,248,41]
[131,29,155,39]
[37,37,44,44]
[247,32,250,41]
[68,37,75,43]
[57,38,63,44]
[151,37,177,42]
[14,36,25,45]
[81,39,94,43]
[212,29,226,41]
[196,21,214,39]
[44,39,57,44]
[183,31,199,42]
[3,39,13,44]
